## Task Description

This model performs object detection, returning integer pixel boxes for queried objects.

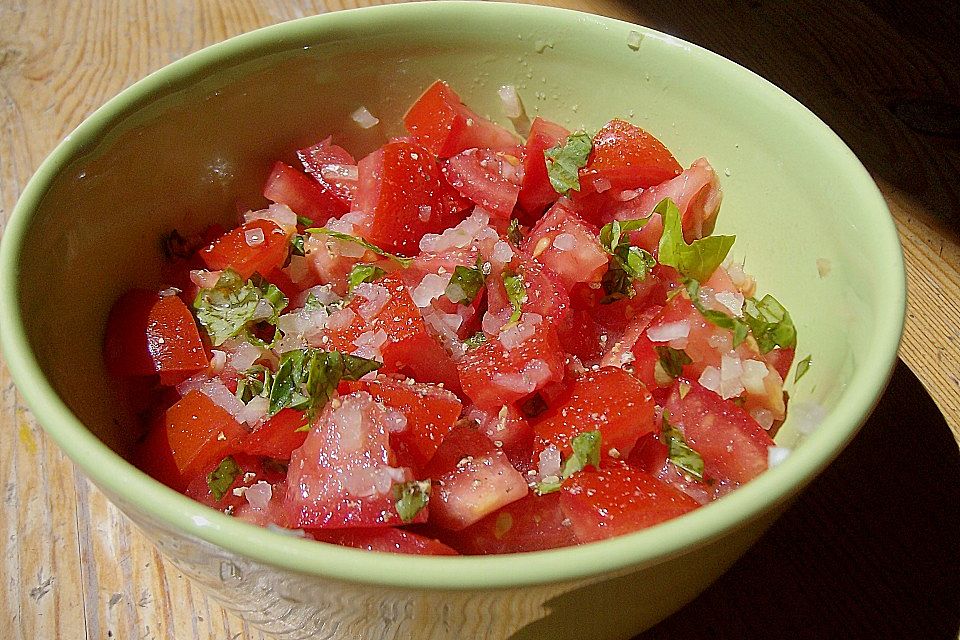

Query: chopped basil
[193,270,288,347]
[296,215,313,227]
[655,346,693,379]
[685,279,750,348]
[307,228,412,267]
[394,479,430,523]
[268,349,381,419]
[535,430,602,495]
[743,294,797,354]
[206,456,240,502]
[544,131,593,195]
[235,364,272,404]
[794,354,812,383]
[507,218,524,246]
[290,234,306,257]
[445,265,485,305]
[348,263,387,291]
[657,198,735,283]
[463,331,488,350]
[661,412,704,480]
[599,217,655,303]
[502,270,527,325]
[302,291,340,313]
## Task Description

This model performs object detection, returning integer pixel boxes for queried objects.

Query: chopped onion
[497,84,522,119]
[741,359,770,395]
[538,445,562,479]
[411,273,452,308]
[209,350,227,373]
[498,313,541,351]
[244,481,273,510]
[553,233,577,251]
[715,291,744,316]
[351,106,379,129]
[244,228,265,246]
[481,306,513,335]
[284,254,311,284]
[719,353,745,399]
[419,210,491,253]
[245,203,298,228]
[320,164,359,181]
[354,283,391,320]
[237,395,269,426]
[333,394,367,452]
[228,342,262,371]
[698,366,721,394]
[647,320,690,342]
[326,307,358,331]
[176,373,208,396]
[767,446,791,467]
[382,409,408,434]
[616,189,639,202]
[752,408,775,431]
[492,240,514,264]
[190,269,221,290]
[200,380,246,419]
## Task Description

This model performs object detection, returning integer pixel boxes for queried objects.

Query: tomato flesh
[262,161,346,224]
[297,136,357,209]
[517,116,569,221]
[199,219,290,280]
[237,408,309,460]
[580,119,682,192]
[522,199,608,291]
[442,148,522,219]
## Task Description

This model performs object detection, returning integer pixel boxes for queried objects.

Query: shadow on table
[636,360,960,639]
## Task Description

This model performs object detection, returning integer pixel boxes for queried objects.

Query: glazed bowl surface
[0,3,905,638]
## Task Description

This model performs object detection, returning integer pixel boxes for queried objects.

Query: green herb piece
[294,423,312,433]
[685,279,750,348]
[535,430,602,495]
[502,270,527,325]
[655,346,693,379]
[268,349,381,419]
[445,265,486,304]
[794,354,812,383]
[235,364,272,404]
[308,228,412,267]
[348,263,387,291]
[743,294,798,354]
[599,217,655,303]
[507,218,524,246]
[302,291,339,312]
[657,198,735,282]
[296,215,313,227]
[206,456,240,502]
[193,270,287,346]
[661,412,704,480]
[290,234,306,257]
[394,479,431,523]
[544,131,593,195]
[463,332,488,350]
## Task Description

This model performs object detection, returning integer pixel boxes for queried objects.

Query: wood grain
[1,1,958,639]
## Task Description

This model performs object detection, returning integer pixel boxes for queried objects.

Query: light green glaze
[0,2,904,636]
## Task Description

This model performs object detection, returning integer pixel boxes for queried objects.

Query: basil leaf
[445,265,485,305]
[535,430,602,495]
[206,456,240,502]
[599,217,655,303]
[507,218,524,246]
[268,349,381,419]
[661,412,705,480]
[296,215,314,227]
[657,198,735,282]
[463,332,488,350]
[307,228,412,267]
[743,294,797,354]
[599,218,650,254]
[193,269,288,347]
[794,354,812,383]
[235,364,272,404]
[685,279,751,348]
[348,263,387,291]
[544,131,593,195]
[290,234,306,257]
[502,270,527,325]
[394,479,431,523]
[655,346,693,379]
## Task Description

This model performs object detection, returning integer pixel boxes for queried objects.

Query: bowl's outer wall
[1,3,904,638]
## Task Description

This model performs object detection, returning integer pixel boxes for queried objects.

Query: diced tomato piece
[442,148,522,218]
[184,453,287,512]
[104,290,208,382]
[262,161,346,224]
[580,119,682,192]
[403,80,518,158]
[452,493,578,554]
[517,117,569,221]
[284,391,416,529]
[237,409,309,460]
[534,367,655,461]
[626,430,670,475]
[423,425,528,531]
[319,273,462,393]
[765,347,796,382]
[343,376,462,470]
[522,199,608,290]
[560,463,699,542]
[485,249,571,327]
[599,303,662,387]
[263,266,300,302]
[663,380,774,486]
[313,527,459,555]
[468,405,535,469]
[135,390,247,492]
[458,325,565,410]
[353,141,472,256]
[297,136,357,209]
[199,219,289,280]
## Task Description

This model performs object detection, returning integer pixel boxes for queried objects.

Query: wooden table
[2,1,958,638]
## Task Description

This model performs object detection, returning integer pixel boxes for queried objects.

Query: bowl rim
[0,1,905,590]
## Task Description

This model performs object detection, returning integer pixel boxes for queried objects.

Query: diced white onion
[492,240,514,264]
[647,320,690,342]
[492,358,551,394]
[553,233,577,251]
[715,291,744,316]
[698,366,721,394]
[419,210,491,253]
[320,164,359,181]
[752,408,775,430]
[237,395,269,426]
[719,353,745,399]
[351,106,379,129]
[284,254,311,284]
[332,394,367,453]
[498,313,542,350]
[741,359,770,395]
[326,307,358,331]
[209,350,227,373]
[481,306,514,336]
[616,189,639,202]
[228,341,262,371]
[245,203,298,228]
[244,228,265,246]
[190,269,221,290]
[244,481,273,510]
[411,273,452,308]
[354,283,391,320]
[497,84,522,119]
[382,409,408,434]
[176,373,208,396]
[767,446,791,467]
[538,445,562,479]
[200,380,246,419]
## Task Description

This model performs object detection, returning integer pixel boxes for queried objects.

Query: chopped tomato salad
[108,80,804,555]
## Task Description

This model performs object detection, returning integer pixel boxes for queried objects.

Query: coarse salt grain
[553,232,577,251]
[767,446,791,467]
[647,320,690,342]
[244,228,265,246]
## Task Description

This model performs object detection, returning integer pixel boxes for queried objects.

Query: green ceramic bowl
[0,3,904,638]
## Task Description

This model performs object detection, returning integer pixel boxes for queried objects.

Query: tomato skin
[297,136,357,209]
[343,376,462,470]
[403,80,517,158]
[263,160,347,224]
[313,527,459,555]
[522,199,608,291]
[135,389,248,492]
[452,493,578,554]
[104,290,208,382]
[237,409,308,460]
[765,347,796,382]
[663,380,774,486]
[534,367,655,462]
[442,148,522,219]
[560,463,699,542]
[517,117,569,221]
[579,119,682,192]
[354,141,471,256]
[199,219,290,280]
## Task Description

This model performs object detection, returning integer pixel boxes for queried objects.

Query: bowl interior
[1,2,903,588]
